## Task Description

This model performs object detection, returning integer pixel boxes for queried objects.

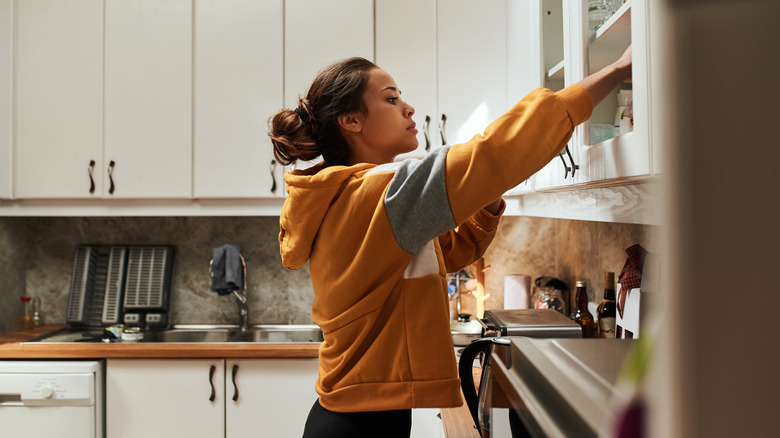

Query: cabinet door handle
[423,115,431,151]
[564,145,578,178]
[438,114,447,145]
[558,151,571,179]
[231,364,239,402]
[208,365,216,402]
[88,160,96,194]
[107,160,116,195]
[270,160,277,194]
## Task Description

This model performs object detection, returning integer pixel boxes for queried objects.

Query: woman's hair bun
[268,98,319,166]
[294,98,317,132]
[267,57,378,167]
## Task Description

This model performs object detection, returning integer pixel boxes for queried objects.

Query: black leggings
[302,399,412,438]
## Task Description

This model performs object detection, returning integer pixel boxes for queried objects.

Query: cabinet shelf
[588,0,631,73]
[546,59,565,80]
[585,128,634,150]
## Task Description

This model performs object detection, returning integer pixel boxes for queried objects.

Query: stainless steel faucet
[233,290,248,332]
[210,251,249,332]
[234,254,248,332]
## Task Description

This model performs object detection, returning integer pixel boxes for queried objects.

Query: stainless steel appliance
[486,338,634,437]
[459,309,582,437]
[478,309,582,338]
[0,361,104,438]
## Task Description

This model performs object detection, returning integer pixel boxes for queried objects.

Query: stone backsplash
[0,216,657,333]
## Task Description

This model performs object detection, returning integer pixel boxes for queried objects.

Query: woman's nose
[406,103,415,118]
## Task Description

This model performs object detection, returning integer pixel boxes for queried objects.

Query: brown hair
[268,57,378,166]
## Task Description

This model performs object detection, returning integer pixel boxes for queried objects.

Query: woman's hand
[485,198,503,215]
[578,44,632,106]
[612,45,632,83]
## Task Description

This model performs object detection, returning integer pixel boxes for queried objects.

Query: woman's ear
[337,112,363,133]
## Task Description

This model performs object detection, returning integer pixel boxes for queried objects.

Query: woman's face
[354,68,418,163]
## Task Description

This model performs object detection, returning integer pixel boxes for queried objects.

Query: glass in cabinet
[571,0,652,184]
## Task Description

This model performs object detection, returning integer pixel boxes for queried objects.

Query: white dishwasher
[0,361,104,438]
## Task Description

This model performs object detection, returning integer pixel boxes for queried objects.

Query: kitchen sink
[144,328,236,343]
[25,324,324,344]
[228,325,324,343]
[140,324,323,343]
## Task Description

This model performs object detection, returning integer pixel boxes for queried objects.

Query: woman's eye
[388,97,398,104]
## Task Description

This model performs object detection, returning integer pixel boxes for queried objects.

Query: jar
[534,287,566,315]
[121,327,144,342]
[17,296,34,331]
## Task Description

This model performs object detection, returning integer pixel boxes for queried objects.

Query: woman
[269,49,631,437]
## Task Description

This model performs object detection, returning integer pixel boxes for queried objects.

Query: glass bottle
[32,297,42,327]
[17,296,35,331]
[597,272,617,338]
[569,281,595,338]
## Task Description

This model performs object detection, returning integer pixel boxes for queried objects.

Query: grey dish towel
[210,244,243,296]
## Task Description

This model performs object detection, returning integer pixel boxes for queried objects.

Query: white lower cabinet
[106,359,225,438]
[225,359,318,438]
[106,358,319,438]
[412,408,445,438]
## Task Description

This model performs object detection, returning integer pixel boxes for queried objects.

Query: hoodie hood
[279,162,374,269]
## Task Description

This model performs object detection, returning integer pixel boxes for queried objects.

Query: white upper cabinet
[193,0,284,198]
[520,0,653,191]
[284,0,374,109]
[572,0,651,184]
[376,0,508,158]
[104,0,192,198]
[14,0,103,199]
[376,0,437,158]
[284,0,374,171]
[527,0,577,191]
[2,0,656,214]
[0,0,11,199]
[437,0,508,148]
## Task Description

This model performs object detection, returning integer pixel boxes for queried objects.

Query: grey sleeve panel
[380,147,457,254]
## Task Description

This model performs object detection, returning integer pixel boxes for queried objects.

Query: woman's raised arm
[578,45,632,107]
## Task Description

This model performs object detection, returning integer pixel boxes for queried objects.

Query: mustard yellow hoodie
[279,85,593,412]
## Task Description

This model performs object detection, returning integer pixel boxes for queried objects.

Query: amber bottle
[597,272,617,338]
[569,281,596,338]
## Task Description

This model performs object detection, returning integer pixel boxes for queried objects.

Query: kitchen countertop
[0,325,319,359]
[0,325,480,437]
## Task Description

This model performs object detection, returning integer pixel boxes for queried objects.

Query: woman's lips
[408,122,418,134]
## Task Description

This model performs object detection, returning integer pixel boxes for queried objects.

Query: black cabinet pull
[558,145,579,179]
[108,160,116,194]
[564,145,579,178]
[558,151,571,179]
[88,160,96,194]
[208,365,216,402]
[270,160,277,194]
[231,364,239,402]
[423,115,431,151]
[438,114,447,145]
